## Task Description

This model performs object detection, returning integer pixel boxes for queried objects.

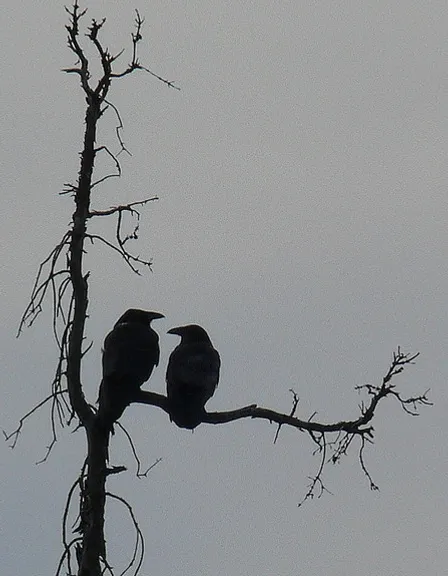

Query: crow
[98,309,164,431]
[166,324,220,429]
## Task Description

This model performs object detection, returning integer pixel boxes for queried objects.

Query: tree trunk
[78,422,110,576]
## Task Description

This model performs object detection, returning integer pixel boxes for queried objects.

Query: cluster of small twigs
[87,198,158,275]
[298,348,430,504]
[3,231,75,459]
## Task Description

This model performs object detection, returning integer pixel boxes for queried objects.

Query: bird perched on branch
[98,309,164,431]
[166,324,220,429]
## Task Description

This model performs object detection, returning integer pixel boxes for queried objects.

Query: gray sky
[1,1,447,574]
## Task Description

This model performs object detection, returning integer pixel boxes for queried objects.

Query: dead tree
[4,3,431,576]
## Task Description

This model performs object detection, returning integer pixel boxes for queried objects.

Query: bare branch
[359,436,379,491]
[60,466,86,576]
[36,438,58,466]
[55,536,83,576]
[3,390,69,449]
[64,2,91,95]
[86,233,152,275]
[91,146,122,188]
[105,492,145,576]
[274,388,300,444]
[105,9,180,90]
[18,231,71,334]
[116,422,162,478]
[298,433,333,507]
[134,390,171,412]
[106,466,127,477]
[103,99,131,156]
[89,197,158,218]
[132,64,181,90]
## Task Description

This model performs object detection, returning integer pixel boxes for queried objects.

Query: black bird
[166,324,220,429]
[98,309,164,431]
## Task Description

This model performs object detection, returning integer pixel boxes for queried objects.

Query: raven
[98,309,164,431]
[166,324,220,429]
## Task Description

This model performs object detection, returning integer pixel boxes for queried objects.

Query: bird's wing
[102,323,159,383]
[168,344,220,394]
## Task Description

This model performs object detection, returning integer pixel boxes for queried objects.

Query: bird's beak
[150,312,165,320]
[167,326,182,335]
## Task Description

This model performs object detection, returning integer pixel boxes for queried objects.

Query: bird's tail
[97,377,126,433]
[97,375,141,434]
[168,400,205,430]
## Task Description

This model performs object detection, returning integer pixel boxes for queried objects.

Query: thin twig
[3,390,69,449]
[106,492,145,576]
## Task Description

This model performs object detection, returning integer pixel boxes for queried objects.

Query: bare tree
[4,3,431,576]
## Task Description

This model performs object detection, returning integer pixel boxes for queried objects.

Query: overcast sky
[1,1,447,575]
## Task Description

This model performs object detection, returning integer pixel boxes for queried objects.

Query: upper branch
[64,3,92,95]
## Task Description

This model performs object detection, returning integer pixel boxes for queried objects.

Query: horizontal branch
[135,390,169,411]
[89,197,158,217]
[136,392,371,437]
[135,348,428,439]
[202,406,375,435]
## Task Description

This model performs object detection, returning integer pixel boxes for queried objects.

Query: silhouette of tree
[4,3,431,575]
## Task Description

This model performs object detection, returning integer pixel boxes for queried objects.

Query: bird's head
[116,309,165,326]
[167,324,212,344]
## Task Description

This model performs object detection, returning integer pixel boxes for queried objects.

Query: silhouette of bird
[98,309,164,431]
[166,324,220,429]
